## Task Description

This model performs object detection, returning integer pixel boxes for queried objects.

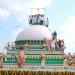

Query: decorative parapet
[1,65,75,72]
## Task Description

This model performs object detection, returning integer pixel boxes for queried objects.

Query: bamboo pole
[5,71,8,75]
[19,71,24,75]
[38,71,41,75]
[65,71,71,75]
[28,71,32,75]
[0,70,1,75]
[13,71,16,75]
[43,71,48,75]
[50,72,54,75]
[35,71,39,75]
[74,72,75,75]
[58,72,63,75]
[23,71,25,75]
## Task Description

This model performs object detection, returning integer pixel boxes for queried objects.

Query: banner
[0,53,4,68]
[17,50,26,66]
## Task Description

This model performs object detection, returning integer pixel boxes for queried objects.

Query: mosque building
[0,9,75,74]
[3,8,64,69]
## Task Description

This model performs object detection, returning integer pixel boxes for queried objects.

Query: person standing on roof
[51,31,57,50]
[53,31,57,40]
[46,18,49,27]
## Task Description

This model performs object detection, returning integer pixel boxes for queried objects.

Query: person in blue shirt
[53,31,57,37]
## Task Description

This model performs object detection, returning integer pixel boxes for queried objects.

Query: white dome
[16,25,52,41]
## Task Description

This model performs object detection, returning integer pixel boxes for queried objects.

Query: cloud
[1,0,52,10]
[28,0,52,8]
[0,9,9,18]
[58,16,75,53]
[0,0,52,20]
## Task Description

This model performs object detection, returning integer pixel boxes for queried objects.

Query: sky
[0,0,75,54]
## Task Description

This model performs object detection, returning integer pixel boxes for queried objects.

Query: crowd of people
[64,53,75,65]
[5,42,15,50]
[29,14,49,27]
[45,31,65,51]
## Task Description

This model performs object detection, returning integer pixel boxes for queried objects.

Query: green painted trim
[26,58,41,63]
[45,58,64,60]
[46,54,63,55]
[3,61,17,63]
[26,54,41,55]
[26,54,62,55]
[15,40,45,45]
[45,59,64,64]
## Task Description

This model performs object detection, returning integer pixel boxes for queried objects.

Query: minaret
[29,8,49,27]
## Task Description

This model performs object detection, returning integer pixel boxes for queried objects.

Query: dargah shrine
[0,8,75,75]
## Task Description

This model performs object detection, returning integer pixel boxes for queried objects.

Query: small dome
[16,25,52,41]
